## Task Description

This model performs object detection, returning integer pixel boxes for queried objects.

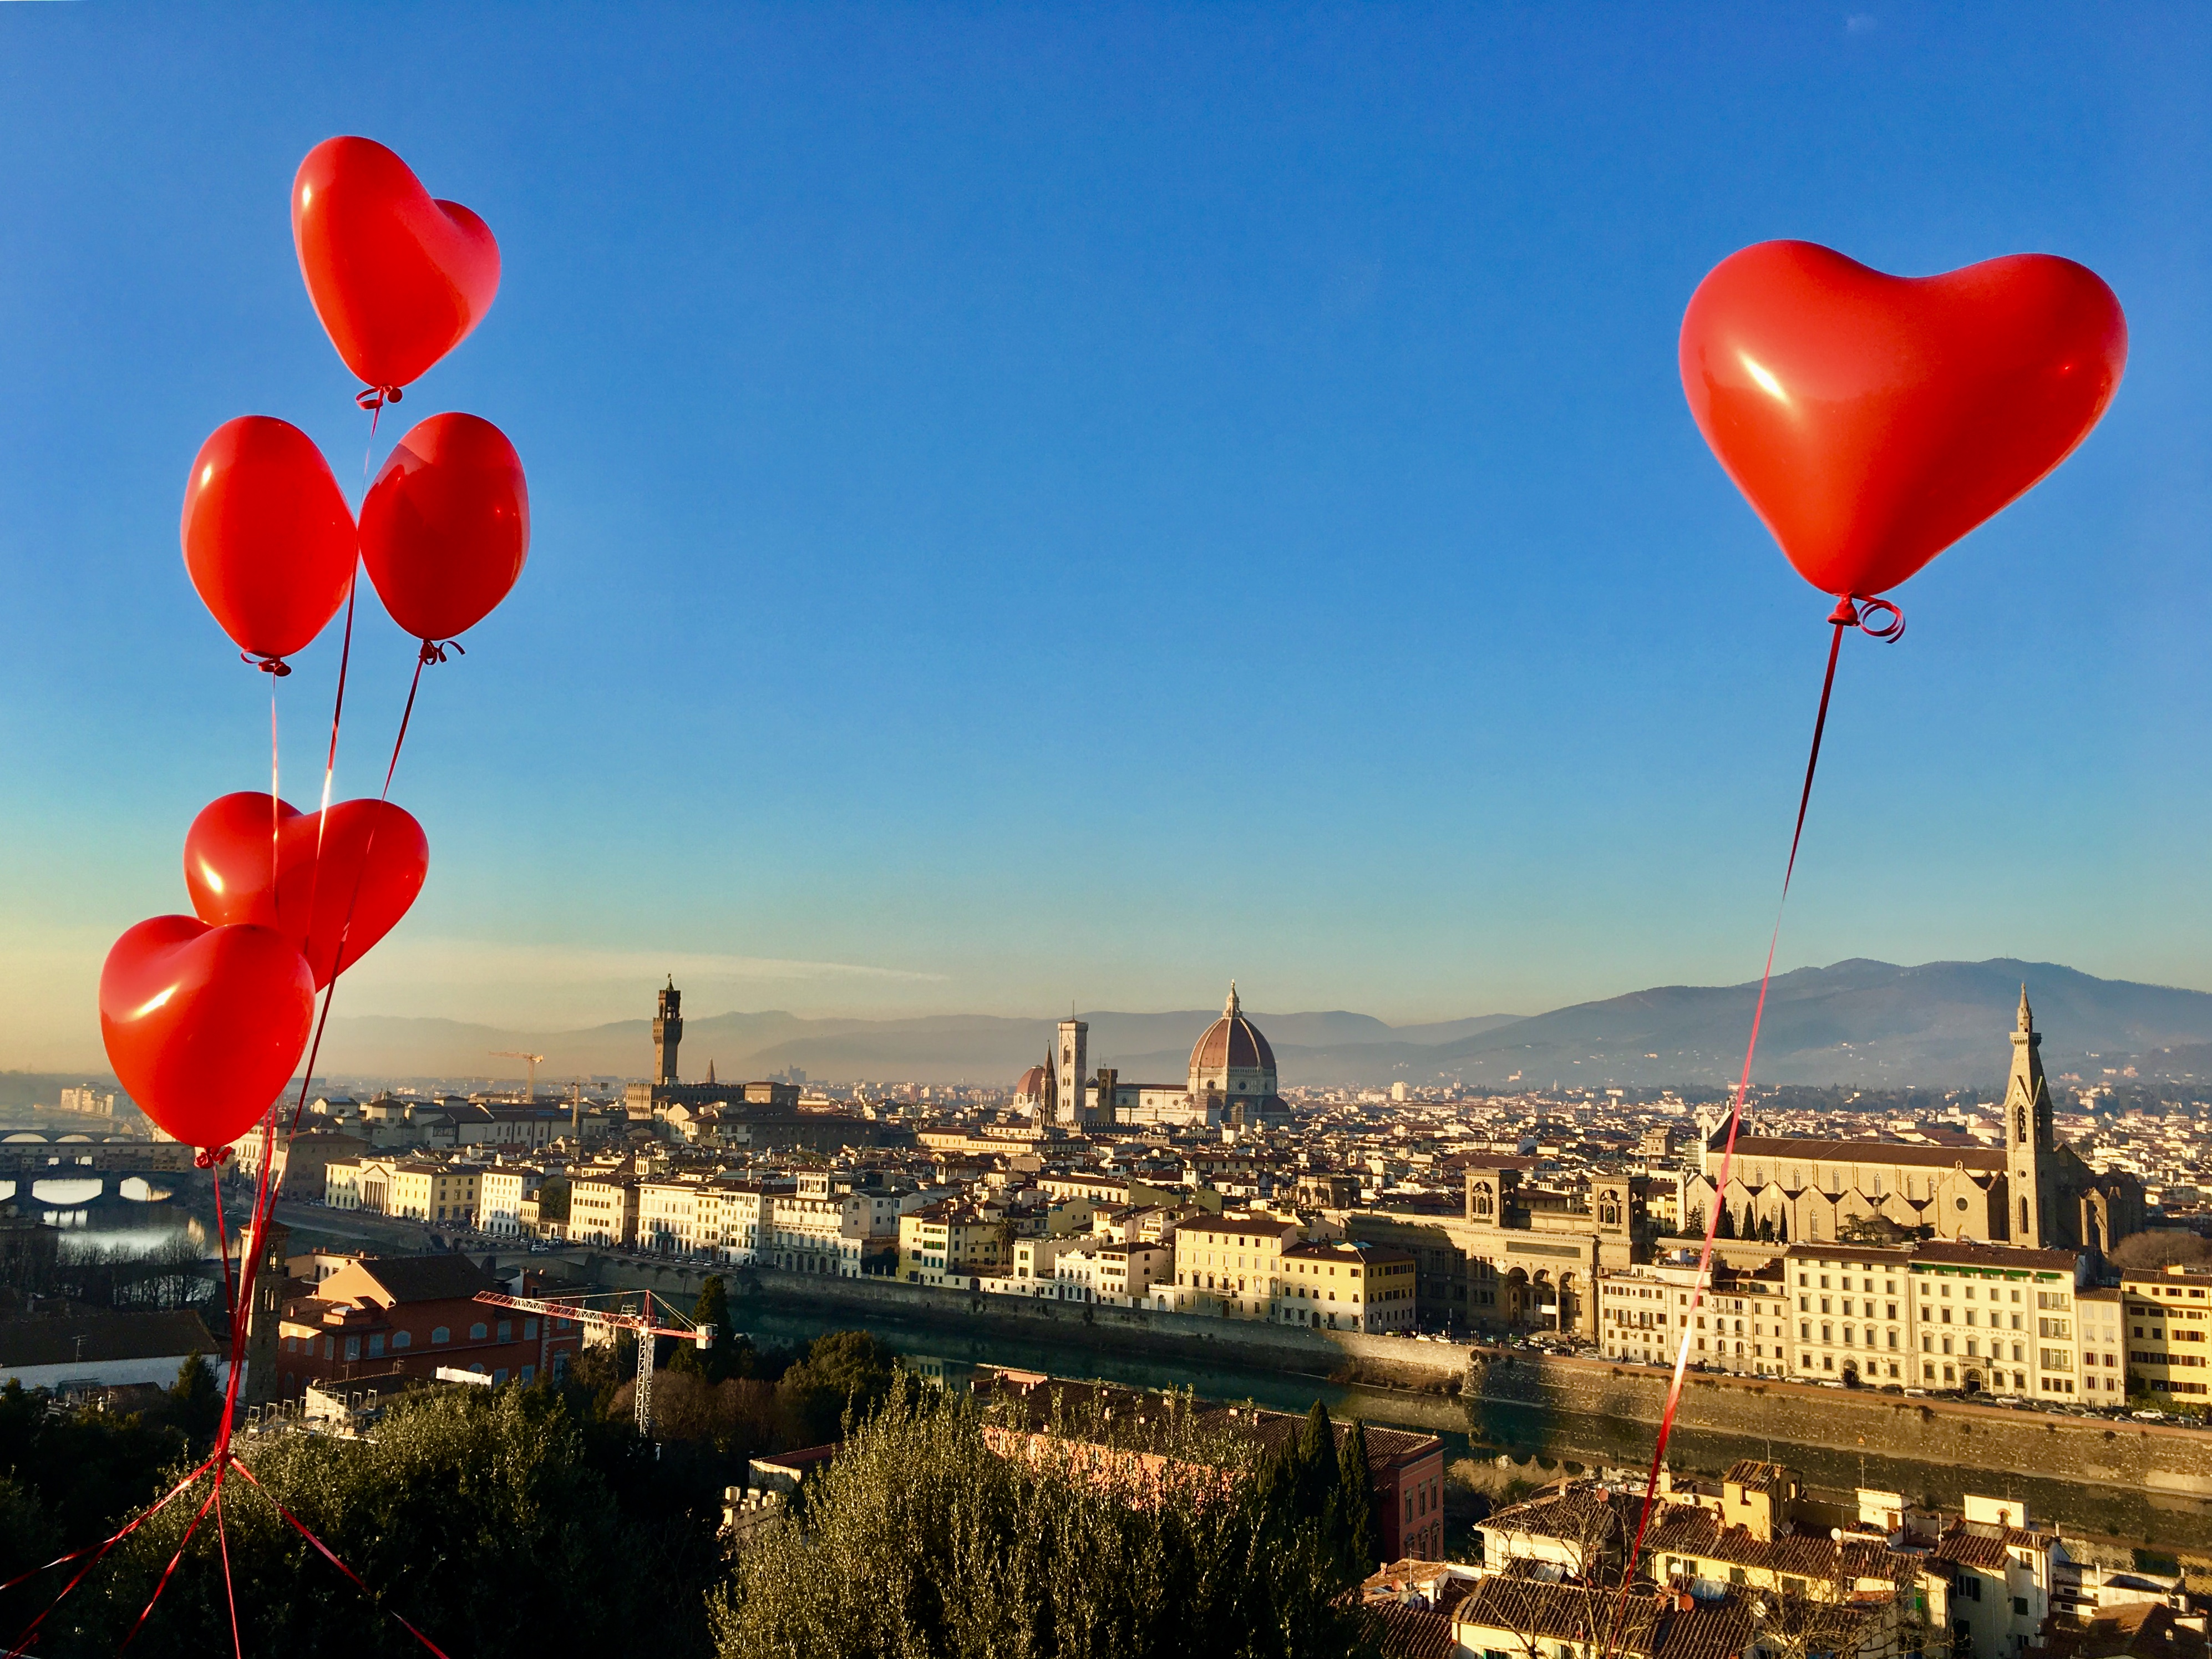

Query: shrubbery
[0,1296,1378,1659]
[709,1377,1380,1659]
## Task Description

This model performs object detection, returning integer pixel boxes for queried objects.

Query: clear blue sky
[2,4,2208,1067]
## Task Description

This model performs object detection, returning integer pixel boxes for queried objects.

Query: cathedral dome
[1188,982,1277,1097]
[1014,1064,1048,1102]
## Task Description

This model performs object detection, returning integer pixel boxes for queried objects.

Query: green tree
[708,1375,1376,1659]
[169,1353,222,1447]
[72,1385,719,1659]
[1336,1417,1378,1577]
[773,1330,897,1445]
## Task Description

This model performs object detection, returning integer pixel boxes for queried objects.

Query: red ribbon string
[240,652,292,678]
[270,689,283,929]
[2,1453,217,1653]
[354,384,403,412]
[116,1482,222,1652]
[225,1458,455,1659]
[1602,596,1900,1659]
[216,1485,244,1659]
[8,380,451,1659]
[209,1163,238,1322]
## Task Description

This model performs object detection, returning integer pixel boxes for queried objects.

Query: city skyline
[5,7,2212,1071]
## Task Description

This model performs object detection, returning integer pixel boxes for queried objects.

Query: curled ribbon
[240,651,292,678]
[1829,595,1906,642]
[354,384,404,413]
[192,1146,233,1170]
[417,638,466,666]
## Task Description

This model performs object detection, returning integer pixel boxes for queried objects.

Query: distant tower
[1056,1016,1088,1128]
[654,977,683,1086]
[2003,986,2056,1246]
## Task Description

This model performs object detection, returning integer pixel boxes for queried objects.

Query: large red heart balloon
[1679,241,2127,599]
[99,917,314,1149]
[180,417,357,665]
[292,136,501,393]
[358,412,530,642]
[184,793,429,990]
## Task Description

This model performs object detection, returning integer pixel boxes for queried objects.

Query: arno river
[735,1297,2211,1554]
[140,1195,2212,1556]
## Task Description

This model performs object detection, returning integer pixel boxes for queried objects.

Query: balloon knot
[355,385,404,412]
[418,638,466,666]
[241,651,292,678]
[1829,596,1905,643]
[194,1146,234,1170]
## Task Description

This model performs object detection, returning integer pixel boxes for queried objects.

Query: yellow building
[2123,1262,2212,1407]
[898,1200,1012,1286]
[377,1161,480,1225]
[323,1157,478,1226]
[1276,1240,1416,1331]
[1167,1214,1301,1318]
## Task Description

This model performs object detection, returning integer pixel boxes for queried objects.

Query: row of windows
[283,1317,537,1358]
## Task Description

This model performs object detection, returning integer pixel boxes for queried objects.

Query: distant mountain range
[297,958,2212,1092]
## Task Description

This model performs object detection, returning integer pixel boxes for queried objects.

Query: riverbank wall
[666,1264,2212,1505]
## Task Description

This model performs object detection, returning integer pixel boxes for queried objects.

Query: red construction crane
[474,1288,712,1437]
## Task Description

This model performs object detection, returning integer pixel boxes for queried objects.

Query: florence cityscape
[3,6,2211,1659]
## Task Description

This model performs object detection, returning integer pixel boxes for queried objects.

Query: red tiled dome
[1189,982,1275,1075]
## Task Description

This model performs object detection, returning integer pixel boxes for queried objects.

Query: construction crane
[488,1050,545,1104]
[473,1288,711,1437]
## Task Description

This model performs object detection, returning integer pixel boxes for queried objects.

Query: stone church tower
[2003,986,2057,1247]
[1056,1017,1088,1127]
[653,977,683,1086]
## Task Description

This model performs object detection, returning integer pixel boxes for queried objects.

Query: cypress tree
[1297,1399,1336,1514]
[691,1275,734,1381]
[1336,1417,1378,1575]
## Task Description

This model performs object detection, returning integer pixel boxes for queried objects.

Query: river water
[732,1297,2210,1553]
[3,1178,215,1256]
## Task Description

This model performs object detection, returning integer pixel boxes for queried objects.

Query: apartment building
[1908,1242,2084,1397]
[1597,1256,1787,1374]
[1275,1240,1418,1332]
[997,1234,1083,1296]
[1786,1243,1914,1385]
[899,1199,1013,1286]
[1053,1241,1174,1307]
[640,1177,718,1255]
[570,1173,640,1247]
[772,1172,909,1275]
[2124,1262,2212,1405]
[321,1158,480,1226]
[478,1167,540,1237]
[715,1181,787,1262]
[1164,1213,1303,1318]
[2076,1285,2127,1400]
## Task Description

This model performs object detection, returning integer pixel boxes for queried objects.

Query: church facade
[1680,990,2145,1256]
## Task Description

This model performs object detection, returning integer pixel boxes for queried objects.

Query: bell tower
[654,977,683,1086]
[2003,986,2055,1246]
[1056,1016,1087,1128]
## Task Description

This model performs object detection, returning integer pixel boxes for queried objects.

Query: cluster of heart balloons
[104,137,529,1151]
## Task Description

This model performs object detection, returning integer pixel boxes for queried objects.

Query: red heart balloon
[184,793,429,990]
[292,136,501,393]
[1679,241,2127,599]
[99,917,314,1149]
[358,412,530,642]
[180,417,357,665]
